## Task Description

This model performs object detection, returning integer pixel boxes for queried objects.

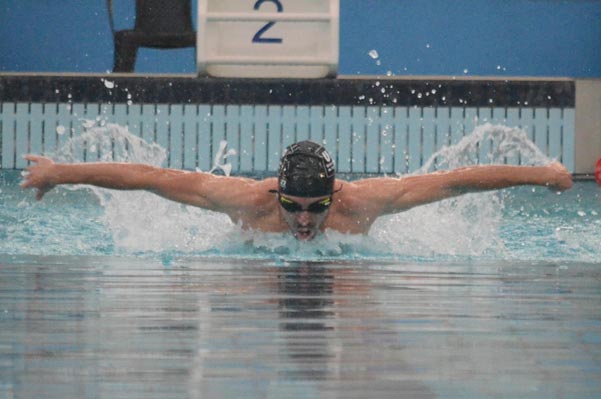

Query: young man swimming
[21,140,573,241]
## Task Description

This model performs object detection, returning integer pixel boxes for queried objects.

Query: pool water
[1,256,600,398]
[1,123,600,398]
[1,169,599,262]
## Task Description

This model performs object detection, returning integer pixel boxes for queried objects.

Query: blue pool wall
[0,76,578,173]
[0,102,575,174]
[0,0,600,77]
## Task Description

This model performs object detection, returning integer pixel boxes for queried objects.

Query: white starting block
[197,0,339,78]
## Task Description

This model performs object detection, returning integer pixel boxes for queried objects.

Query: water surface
[1,256,599,399]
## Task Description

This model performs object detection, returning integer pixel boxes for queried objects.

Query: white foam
[47,120,569,259]
[371,123,552,258]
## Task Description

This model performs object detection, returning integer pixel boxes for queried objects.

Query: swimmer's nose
[296,211,312,226]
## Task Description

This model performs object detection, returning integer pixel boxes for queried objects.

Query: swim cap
[278,141,335,197]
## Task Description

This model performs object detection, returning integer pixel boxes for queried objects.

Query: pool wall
[0,74,598,174]
[2,1,600,77]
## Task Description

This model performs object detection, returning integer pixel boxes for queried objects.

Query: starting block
[197,0,339,78]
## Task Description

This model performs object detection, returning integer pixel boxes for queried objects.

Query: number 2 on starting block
[197,0,339,78]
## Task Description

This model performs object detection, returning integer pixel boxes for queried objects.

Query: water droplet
[82,120,96,129]
[56,125,66,135]
[104,80,115,89]
[368,49,379,59]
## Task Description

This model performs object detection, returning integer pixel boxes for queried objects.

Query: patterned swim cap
[278,141,335,197]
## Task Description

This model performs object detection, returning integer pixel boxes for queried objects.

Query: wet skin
[278,194,331,241]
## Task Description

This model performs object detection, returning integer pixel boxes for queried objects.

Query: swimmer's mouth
[295,228,315,241]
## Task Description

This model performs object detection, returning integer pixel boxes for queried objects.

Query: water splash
[421,123,550,171]
[209,140,237,176]
[51,122,234,254]
[371,123,553,258]
[37,120,591,261]
[368,49,382,66]
[54,121,165,166]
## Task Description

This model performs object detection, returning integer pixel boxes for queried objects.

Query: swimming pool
[1,126,600,398]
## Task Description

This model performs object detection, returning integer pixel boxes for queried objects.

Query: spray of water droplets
[40,120,589,261]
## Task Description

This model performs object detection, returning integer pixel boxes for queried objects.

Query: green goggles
[278,194,332,213]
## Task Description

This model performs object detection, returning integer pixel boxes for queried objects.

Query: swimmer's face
[278,193,332,241]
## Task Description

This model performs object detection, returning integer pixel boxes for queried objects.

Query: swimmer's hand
[20,155,57,200]
[545,162,573,192]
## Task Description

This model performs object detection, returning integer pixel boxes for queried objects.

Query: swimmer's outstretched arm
[353,162,573,215]
[20,155,266,212]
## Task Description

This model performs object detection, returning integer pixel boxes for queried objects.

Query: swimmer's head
[277,141,335,197]
[274,141,336,240]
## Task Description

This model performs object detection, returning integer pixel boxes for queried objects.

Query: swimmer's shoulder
[254,176,278,193]
[333,177,401,214]
[229,177,279,220]
[331,179,363,211]
[233,176,278,207]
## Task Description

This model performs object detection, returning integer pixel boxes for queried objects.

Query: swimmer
[21,140,573,241]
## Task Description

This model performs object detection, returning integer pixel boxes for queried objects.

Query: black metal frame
[0,75,575,108]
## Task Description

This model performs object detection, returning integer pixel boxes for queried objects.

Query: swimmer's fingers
[546,162,573,192]
[22,154,53,175]
[23,154,53,166]
[20,178,54,201]
[19,175,33,189]
[20,154,56,200]
[35,187,50,201]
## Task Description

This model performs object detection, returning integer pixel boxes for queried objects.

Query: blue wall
[1,0,600,77]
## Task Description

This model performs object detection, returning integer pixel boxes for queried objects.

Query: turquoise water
[1,124,600,398]
[3,121,598,262]
[1,169,599,262]
[1,256,599,399]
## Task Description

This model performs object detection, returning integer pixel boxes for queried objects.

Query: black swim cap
[278,141,335,197]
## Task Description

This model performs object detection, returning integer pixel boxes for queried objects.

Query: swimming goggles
[278,194,332,213]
